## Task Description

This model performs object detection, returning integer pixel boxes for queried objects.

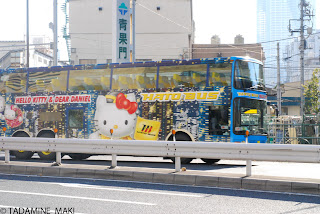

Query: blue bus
[0,56,267,163]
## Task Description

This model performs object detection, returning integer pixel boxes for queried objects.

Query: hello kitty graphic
[4,104,23,128]
[90,92,138,140]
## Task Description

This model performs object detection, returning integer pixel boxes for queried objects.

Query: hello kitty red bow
[115,93,138,114]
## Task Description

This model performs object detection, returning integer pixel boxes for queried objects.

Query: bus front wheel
[69,153,91,160]
[167,131,194,164]
[201,158,220,164]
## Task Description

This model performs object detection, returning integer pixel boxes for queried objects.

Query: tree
[303,68,320,114]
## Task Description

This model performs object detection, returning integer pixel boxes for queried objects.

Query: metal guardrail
[1,137,320,176]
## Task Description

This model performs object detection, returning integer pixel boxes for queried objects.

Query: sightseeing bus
[0,56,267,163]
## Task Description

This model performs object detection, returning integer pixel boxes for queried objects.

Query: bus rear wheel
[37,131,56,160]
[201,158,220,164]
[167,131,194,164]
[11,132,34,160]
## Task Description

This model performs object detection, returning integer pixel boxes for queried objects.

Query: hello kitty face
[4,105,16,120]
[94,93,138,139]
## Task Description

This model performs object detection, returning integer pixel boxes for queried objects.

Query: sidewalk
[0,158,319,195]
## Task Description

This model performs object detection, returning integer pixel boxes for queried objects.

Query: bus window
[159,64,207,88]
[209,105,230,135]
[209,63,232,87]
[69,69,111,91]
[112,67,157,90]
[68,109,84,129]
[28,70,68,92]
[234,60,265,90]
[233,98,267,135]
[0,72,27,93]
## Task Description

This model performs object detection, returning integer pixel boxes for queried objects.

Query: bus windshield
[234,60,265,90]
[233,98,267,135]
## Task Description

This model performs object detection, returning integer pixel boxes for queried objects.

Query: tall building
[285,31,320,83]
[257,0,316,86]
[69,0,194,64]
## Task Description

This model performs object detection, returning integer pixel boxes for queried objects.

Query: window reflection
[234,60,265,90]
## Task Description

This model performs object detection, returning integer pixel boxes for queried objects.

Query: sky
[0,0,319,60]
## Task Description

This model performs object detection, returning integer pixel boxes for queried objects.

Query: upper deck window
[159,64,207,88]
[209,63,232,87]
[28,70,68,92]
[0,72,27,93]
[234,60,265,90]
[69,68,111,91]
[112,67,157,90]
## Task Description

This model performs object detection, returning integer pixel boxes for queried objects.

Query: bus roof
[0,56,262,73]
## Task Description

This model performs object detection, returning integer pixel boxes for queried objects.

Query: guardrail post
[56,152,61,165]
[5,150,10,163]
[245,130,252,176]
[175,157,181,172]
[112,154,117,168]
[246,160,252,176]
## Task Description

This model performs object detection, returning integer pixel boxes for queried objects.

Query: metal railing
[1,137,320,176]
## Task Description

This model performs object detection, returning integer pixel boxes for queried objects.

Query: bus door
[66,107,85,138]
[209,105,230,136]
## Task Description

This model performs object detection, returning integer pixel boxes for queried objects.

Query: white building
[0,36,66,69]
[69,0,194,64]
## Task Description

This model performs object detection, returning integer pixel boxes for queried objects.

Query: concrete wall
[69,0,193,64]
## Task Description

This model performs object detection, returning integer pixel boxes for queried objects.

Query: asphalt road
[0,174,319,214]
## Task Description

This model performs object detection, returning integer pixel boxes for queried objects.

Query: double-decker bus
[0,56,267,163]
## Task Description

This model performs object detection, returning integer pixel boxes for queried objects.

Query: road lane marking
[0,190,156,206]
[56,183,204,198]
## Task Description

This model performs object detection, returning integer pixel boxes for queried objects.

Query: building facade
[69,0,194,64]
[257,0,316,86]
[0,38,64,69]
[192,43,264,61]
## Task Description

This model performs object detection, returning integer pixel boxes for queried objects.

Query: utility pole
[277,42,281,115]
[26,0,29,68]
[300,0,305,117]
[53,0,58,66]
[288,0,314,116]
[131,0,136,62]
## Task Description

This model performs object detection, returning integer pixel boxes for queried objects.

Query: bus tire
[11,132,34,160]
[69,154,91,160]
[167,131,194,164]
[37,131,56,160]
[201,158,220,164]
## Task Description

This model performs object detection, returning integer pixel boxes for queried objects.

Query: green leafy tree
[303,68,320,114]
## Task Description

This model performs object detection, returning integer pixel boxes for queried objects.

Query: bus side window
[209,106,230,136]
[1,72,27,93]
[101,76,110,90]
[159,64,207,88]
[28,70,68,92]
[209,63,232,87]
[69,69,110,91]
[112,67,157,90]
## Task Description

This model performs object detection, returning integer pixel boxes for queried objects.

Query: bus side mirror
[245,130,250,137]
